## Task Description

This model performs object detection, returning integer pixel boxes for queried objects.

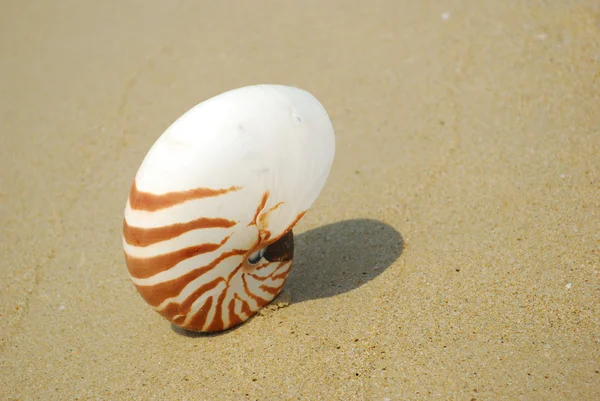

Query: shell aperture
[122,85,335,332]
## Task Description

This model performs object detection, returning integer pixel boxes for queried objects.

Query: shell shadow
[288,218,404,303]
[170,218,403,337]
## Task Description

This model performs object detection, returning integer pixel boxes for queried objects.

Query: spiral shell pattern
[123,183,301,332]
[122,85,335,332]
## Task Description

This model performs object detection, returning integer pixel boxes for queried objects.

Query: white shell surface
[122,85,335,332]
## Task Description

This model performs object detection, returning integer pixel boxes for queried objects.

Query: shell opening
[247,248,266,265]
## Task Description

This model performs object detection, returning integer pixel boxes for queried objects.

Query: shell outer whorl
[123,181,301,333]
[122,84,335,333]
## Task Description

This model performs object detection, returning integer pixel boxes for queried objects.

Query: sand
[1,1,599,399]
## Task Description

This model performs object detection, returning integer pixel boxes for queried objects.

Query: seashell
[122,85,335,332]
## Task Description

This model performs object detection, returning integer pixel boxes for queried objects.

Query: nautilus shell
[122,85,335,332]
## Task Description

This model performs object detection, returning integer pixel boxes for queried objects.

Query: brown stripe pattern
[123,181,303,333]
[123,217,236,247]
[129,181,241,212]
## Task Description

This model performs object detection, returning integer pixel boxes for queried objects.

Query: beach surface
[1,1,599,399]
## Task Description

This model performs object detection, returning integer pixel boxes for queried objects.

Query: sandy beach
[1,1,599,399]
